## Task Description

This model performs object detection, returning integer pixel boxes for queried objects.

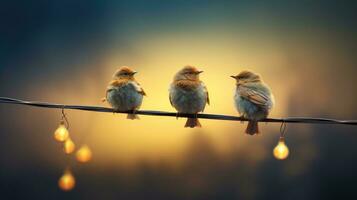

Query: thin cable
[279,121,287,138]
[1,97,357,125]
[61,107,70,129]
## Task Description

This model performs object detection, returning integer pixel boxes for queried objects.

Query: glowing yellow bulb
[273,138,289,160]
[54,121,69,142]
[76,145,92,163]
[63,138,76,154]
[58,170,75,191]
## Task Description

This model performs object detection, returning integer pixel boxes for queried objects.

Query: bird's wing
[169,94,173,107]
[238,86,270,106]
[104,80,126,100]
[131,81,146,96]
[206,90,210,105]
[104,87,114,102]
[202,83,210,105]
[103,88,112,102]
[168,84,174,107]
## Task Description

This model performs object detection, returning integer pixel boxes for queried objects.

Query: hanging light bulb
[54,120,69,142]
[76,145,92,163]
[63,138,76,154]
[58,169,75,191]
[273,137,289,160]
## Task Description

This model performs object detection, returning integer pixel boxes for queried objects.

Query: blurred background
[1,0,357,199]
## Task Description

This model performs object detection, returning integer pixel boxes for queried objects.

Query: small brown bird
[103,66,146,119]
[231,70,274,135]
[169,65,209,128]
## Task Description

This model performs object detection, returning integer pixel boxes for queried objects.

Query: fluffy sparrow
[103,66,146,119]
[231,70,274,135]
[169,65,209,128]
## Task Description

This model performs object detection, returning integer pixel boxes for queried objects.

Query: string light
[53,108,70,142]
[58,169,75,191]
[273,121,289,160]
[76,145,92,163]
[63,138,76,154]
[273,137,289,160]
[54,120,69,142]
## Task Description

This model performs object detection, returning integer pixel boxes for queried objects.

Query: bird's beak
[230,75,237,79]
[197,71,204,74]
[132,71,138,75]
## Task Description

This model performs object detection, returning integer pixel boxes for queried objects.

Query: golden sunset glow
[33,31,318,167]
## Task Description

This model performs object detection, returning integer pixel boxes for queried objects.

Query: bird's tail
[185,118,201,128]
[127,114,140,120]
[246,121,259,135]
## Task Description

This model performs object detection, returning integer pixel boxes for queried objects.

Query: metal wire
[279,121,287,138]
[1,97,357,125]
[61,107,70,129]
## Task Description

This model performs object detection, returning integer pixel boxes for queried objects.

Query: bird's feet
[113,108,120,115]
[239,115,245,124]
[127,109,139,120]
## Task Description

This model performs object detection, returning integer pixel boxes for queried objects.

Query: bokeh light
[63,138,76,154]
[58,170,75,191]
[273,138,289,160]
[76,145,92,163]
[53,121,69,142]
